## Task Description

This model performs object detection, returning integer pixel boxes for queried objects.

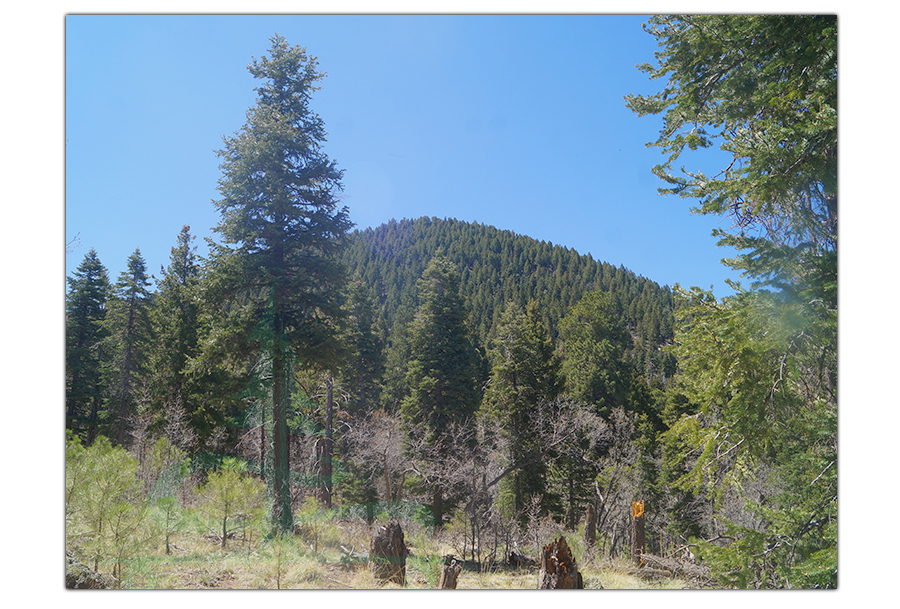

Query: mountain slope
[343,217,677,379]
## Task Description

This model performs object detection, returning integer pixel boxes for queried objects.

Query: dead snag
[537,537,584,589]
[370,519,406,586]
[439,555,462,589]
[631,501,645,566]
[583,503,597,547]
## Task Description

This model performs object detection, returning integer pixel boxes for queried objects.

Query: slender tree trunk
[433,488,444,530]
[320,375,334,508]
[87,393,100,447]
[584,503,597,547]
[383,452,392,503]
[259,415,266,479]
[271,307,292,534]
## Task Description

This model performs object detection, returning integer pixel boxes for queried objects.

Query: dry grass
[97,517,703,590]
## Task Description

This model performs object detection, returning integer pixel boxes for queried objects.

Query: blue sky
[65,14,744,295]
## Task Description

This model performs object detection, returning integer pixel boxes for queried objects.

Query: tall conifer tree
[103,249,154,447]
[208,35,351,534]
[66,249,111,444]
[482,301,562,521]
[149,226,209,448]
[627,15,837,587]
[341,277,385,416]
[558,290,633,417]
[401,254,482,526]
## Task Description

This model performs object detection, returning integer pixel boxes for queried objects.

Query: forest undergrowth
[71,512,697,590]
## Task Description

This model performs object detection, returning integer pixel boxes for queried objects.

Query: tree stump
[631,501,645,566]
[370,519,406,586]
[537,536,584,589]
[439,555,462,589]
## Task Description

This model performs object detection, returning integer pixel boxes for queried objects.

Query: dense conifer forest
[343,216,678,382]
[65,16,837,589]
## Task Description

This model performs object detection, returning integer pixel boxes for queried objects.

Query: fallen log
[507,550,537,568]
[632,552,712,584]
[66,552,113,589]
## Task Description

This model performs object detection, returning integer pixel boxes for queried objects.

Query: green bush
[197,457,266,548]
[65,432,149,586]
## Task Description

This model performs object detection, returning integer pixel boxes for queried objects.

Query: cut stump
[537,536,584,589]
[369,519,406,586]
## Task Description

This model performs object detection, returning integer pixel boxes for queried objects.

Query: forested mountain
[342,216,677,380]
[65,17,836,590]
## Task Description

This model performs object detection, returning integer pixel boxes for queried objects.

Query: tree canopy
[207,34,352,534]
[628,14,837,588]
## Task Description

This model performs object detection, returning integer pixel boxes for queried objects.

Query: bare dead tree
[164,390,199,455]
[343,409,407,506]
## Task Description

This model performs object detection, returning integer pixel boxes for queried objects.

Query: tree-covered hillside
[343,217,677,380]
[65,17,836,590]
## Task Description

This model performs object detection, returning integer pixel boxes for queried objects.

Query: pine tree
[207,35,352,534]
[482,301,562,520]
[558,290,633,417]
[66,249,111,444]
[628,15,837,587]
[149,226,209,448]
[340,277,385,416]
[103,249,154,447]
[400,254,483,526]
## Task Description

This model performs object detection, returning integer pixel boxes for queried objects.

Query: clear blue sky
[66,14,743,295]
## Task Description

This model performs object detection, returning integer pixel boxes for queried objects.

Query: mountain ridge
[342,216,677,380]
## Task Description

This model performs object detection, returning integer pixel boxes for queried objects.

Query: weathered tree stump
[537,536,584,589]
[439,555,462,588]
[369,519,406,586]
[631,501,645,566]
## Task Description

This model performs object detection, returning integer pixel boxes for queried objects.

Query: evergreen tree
[482,301,562,521]
[400,254,483,526]
[558,290,633,417]
[340,277,385,416]
[103,249,154,447]
[207,35,352,534]
[149,226,210,448]
[628,15,837,587]
[66,249,111,444]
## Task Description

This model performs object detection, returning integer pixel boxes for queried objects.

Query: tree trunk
[370,519,406,586]
[439,556,462,589]
[319,375,334,508]
[259,417,265,479]
[537,536,583,589]
[631,501,645,566]
[583,503,597,547]
[432,488,444,530]
[383,451,392,503]
[271,306,292,535]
